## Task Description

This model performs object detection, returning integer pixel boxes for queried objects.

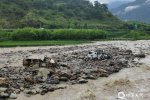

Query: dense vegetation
[1,28,150,42]
[0,28,107,41]
[0,0,119,29]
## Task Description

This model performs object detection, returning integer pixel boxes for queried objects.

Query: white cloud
[89,0,135,4]
[145,0,150,4]
[124,5,140,13]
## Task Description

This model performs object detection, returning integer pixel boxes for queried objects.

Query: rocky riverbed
[0,40,150,100]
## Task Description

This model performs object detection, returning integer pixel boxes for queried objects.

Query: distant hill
[111,0,150,24]
[0,0,118,29]
[108,1,130,9]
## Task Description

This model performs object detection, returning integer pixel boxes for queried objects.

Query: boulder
[59,77,68,82]
[59,62,69,68]
[0,78,9,86]
[58,71,71,79]
[134,53,146,58]
[84,75,97,80]
[99,69,109,77]
[47,76,59,84]
[0,92,9,98]
[48,87,55,92]
[37,68,50,81]
[31,89,37,95]
[35,88,41,94]
[78,79,88,84]
[40,89,48,95]
[24,89,37,95]
[20,87,24,91]
[0,88,7,92]
[9,93,17,99]
[24,75,34,84]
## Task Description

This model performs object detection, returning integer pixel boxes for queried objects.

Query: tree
[94,1,101,8]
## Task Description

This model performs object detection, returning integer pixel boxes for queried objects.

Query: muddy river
[0,40,150,100]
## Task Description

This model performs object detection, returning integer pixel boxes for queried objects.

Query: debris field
[0,46,142,99]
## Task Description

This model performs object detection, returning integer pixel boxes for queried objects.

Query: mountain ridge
[108,1,130,9]
[111,0,150,24]
[0,0,118,29]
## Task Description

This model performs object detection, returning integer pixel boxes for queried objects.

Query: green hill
[0,0,119,29]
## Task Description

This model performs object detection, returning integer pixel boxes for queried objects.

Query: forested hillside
[0,0,119,29]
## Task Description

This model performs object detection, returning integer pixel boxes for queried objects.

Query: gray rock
[60,77,68,82]
[35,88,41,94]
[78,79,88,84]
[59,62,69,68]
[134,53,146,58]
[47,77,60,84]
[40,89,48,95]
[9,93,17,99]
[0,92,9,98]
[24,89,33,95]
[20,87,24,91]
[31,89,37,95]
[48,87,55,92]
[84,75,97,80]
[0,88,7,92]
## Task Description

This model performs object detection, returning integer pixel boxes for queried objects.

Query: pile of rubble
[0,47,140,99]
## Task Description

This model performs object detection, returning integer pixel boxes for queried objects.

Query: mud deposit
[0,40,150,100]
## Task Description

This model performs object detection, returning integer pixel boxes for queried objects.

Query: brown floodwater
[1,40,149,100]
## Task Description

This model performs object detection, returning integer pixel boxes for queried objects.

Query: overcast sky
[89,0,135,4]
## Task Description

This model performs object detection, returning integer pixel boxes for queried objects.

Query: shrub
[123,30,150,40]
[11,28,108,41]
